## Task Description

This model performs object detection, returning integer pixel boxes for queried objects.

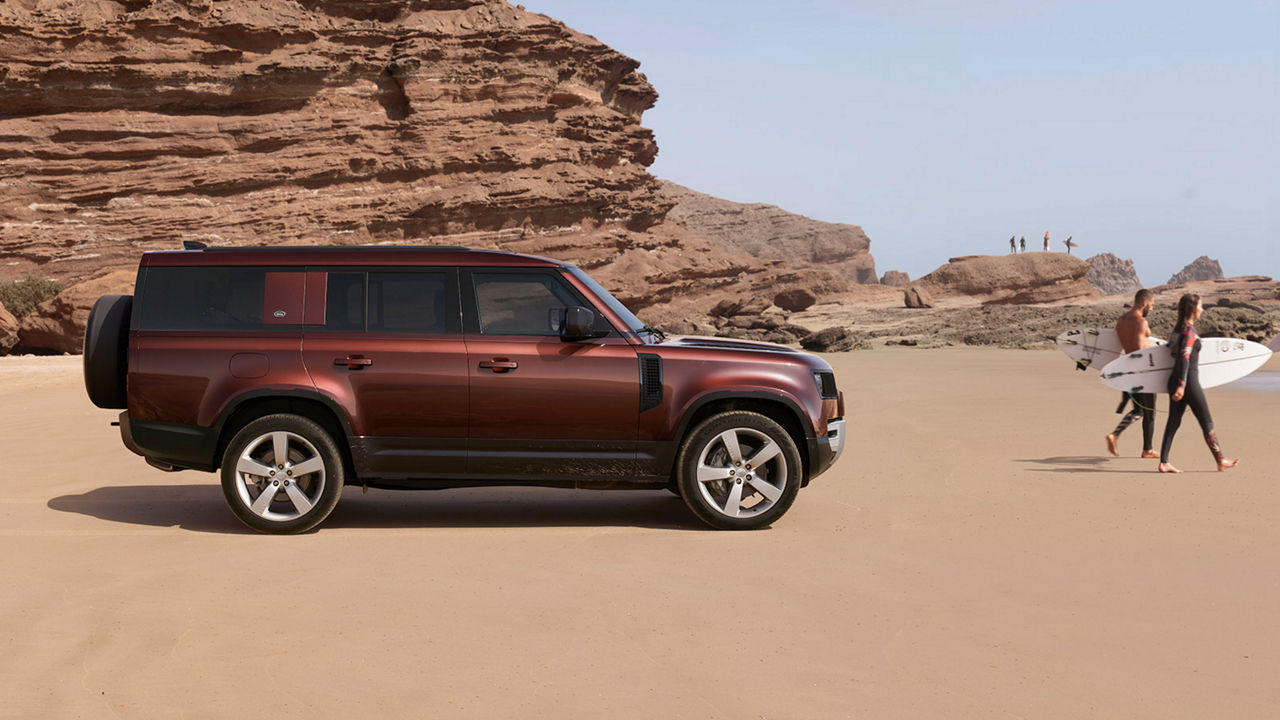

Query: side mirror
[560,306,605,341]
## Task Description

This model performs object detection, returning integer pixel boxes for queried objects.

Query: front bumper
[805,417,846,482]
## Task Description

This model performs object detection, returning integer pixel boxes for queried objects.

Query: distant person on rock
[1106,289,1158,458]
[1019,236,1026,253]
[1009,236,1016,253]
[1020,236,1027,252]
[1158,293,1239,473]
[1043,234,1049,251]
[1064,236,1073,254]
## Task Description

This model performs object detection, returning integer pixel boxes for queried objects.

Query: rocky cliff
[660,181,877,283]
[1167,256,1224,285]
[919,253,1098,305]
[0,0,798,322]
[1085,253,1143,296]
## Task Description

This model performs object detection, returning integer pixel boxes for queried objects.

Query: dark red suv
[83,245,845,533]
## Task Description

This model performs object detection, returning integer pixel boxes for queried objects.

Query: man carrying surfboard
[1106,289,1158,458]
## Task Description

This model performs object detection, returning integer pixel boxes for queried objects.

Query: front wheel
[676,411,803,530]
[220,414,344,534]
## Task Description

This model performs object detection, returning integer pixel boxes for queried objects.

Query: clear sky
[522,0,1278,285]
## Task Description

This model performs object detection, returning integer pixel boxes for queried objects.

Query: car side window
[324,272,365,331]
[472,272,584,335]
[368,271,448,334]
[319,270,453,334]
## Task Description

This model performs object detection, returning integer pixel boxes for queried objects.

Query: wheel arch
[673,391,812,481]
[214,390,357,479]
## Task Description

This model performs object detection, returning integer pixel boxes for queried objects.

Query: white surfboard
[1099,337,1273,393]
[1056,327,1165,371]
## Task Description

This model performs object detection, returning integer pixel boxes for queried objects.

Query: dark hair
[1134,289,1153,306]
[1174,293,1201,333]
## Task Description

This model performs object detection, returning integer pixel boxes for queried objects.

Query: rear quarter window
[137,267,303,331]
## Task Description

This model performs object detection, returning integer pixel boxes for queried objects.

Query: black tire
[220,414,344,534]
[83,294,132,409]
[676,411,804,530]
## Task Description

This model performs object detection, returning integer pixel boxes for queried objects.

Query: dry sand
[2,349,1278,719]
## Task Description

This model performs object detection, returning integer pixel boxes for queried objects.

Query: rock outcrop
[660,181,877,284]
[799,327,869,352]
[1085,253,1143,296]
[1168,256,1224,285]
[920,253,1098,305]
[880,270,909,287]
[17,271,135,354]
[0,0,803,333]
[0,302,18,355]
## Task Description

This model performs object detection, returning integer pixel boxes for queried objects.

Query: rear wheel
[676,411,803,530]
[220,414,343,534]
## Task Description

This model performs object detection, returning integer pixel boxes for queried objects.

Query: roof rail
[182,240,208,250]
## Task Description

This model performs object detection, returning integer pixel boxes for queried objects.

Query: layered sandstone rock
[660,181,877,284]
[920,253,1098,305]
[1085,253,1142,296]
[0,0,782,316]
[1167,256,1224,285]
[0,302,18,355]
[17,270,136,354]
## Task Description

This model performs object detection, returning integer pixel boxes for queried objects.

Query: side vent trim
[638,353,663,413]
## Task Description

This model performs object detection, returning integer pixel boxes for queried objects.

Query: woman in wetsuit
[1157,293,1239,473]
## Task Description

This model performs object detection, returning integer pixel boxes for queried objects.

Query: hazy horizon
[524,0,1279,287]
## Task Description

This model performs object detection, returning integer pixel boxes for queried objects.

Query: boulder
[880,270,910,287]
[799,327,870,352]
[1168,256,1224,284]
[0,301,17,355]
[903,285,934,309]
[773,288,817,312]
[17,271,135,354]
[1085,253,1143,296]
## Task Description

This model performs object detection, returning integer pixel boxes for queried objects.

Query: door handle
[334,356,373,370]
[479,360,518,373]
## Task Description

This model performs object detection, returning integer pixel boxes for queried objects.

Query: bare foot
[1218,458,1239,471]
[1106,434,1119,457]
[1141,450,1159,459]
[1158,462,1182,473]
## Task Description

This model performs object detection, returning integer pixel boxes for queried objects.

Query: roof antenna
[182,240,208,250]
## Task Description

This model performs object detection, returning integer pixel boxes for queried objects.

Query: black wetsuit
[1159,324,1224,464]
[1113,392,1155,452]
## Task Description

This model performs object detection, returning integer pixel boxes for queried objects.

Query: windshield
[566,265,646,334]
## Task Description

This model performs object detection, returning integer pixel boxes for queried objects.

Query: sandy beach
[2,348,1278,719]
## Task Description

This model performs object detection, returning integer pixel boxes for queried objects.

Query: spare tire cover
[83,294,132,409]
